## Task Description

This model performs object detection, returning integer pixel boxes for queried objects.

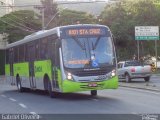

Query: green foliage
[100,0,160,60]
[57,9,96,26]
[0,10,41,43]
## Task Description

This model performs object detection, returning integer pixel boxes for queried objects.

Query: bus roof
[6,24,109,49]
[6,27,59,49]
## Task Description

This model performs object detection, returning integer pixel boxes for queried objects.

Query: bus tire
[16,77,24,92]
[91,90,97,96]
[48,81,55,98]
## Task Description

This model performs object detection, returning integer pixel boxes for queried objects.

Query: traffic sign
[135,26,159,40]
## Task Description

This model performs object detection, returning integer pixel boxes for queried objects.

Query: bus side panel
[5,64,11,83]
[62,76,118,93]
[34,60,52,90]
[13,62,30,87]
[5,64,10,76]
[57,69,62,90]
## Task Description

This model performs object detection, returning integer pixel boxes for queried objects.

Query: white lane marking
[19,103,27,109]
[1,95,7,98]
[121,87,160,95]
[131,112,137,114]
[30,112,37,115]
[9,98,17,102]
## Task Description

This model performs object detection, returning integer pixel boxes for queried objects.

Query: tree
[0,10,41,43]
[100,0,160,60]
[57,9,96,26]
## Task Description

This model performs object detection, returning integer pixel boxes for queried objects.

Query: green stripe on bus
[13,62,29,77]
[34,60,52,80]
[62,76,118,93]
[57,69,62,90]
[5,64,10,76]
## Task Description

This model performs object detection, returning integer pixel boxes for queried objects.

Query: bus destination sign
[65,28,106,36]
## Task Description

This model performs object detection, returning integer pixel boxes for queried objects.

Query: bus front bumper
[62,76,118,93]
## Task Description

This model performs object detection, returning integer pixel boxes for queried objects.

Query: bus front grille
[74,70,107,77]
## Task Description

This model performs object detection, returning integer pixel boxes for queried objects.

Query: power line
[0,1,107,8]
[9,13,41,30]
[0,18,34,33]
[0,0,41,31]
[4,16,36,32]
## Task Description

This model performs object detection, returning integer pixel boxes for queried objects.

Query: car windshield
[125,61,145,67]
[62,36,115,69]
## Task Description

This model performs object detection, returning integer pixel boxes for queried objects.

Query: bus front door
[28,44,36,89]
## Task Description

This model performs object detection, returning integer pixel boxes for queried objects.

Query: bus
[5,24,118,97]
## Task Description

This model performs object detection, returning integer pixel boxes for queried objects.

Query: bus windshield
[62,36,115,69]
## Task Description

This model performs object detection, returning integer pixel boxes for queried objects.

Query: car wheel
[125,73,131,83]
[144,76,150,82]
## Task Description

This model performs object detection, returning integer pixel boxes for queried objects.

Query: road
[0,77,160,120]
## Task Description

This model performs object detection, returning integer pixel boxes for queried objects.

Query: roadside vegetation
[100,0,160,60]
[0,0,160,61]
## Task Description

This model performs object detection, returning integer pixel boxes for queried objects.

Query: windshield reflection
[62,36,114,69]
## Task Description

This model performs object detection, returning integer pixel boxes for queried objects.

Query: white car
[118,60,152,82]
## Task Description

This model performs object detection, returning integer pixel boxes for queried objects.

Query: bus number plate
[88,83,97,87]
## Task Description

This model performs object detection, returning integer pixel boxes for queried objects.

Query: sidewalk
[119,74,160,92]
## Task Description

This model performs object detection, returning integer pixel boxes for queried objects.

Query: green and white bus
[5,24,118,97]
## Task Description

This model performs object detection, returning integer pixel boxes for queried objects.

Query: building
[0,0,14,16]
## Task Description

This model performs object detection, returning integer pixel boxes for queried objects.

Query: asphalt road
[0,77,160,120]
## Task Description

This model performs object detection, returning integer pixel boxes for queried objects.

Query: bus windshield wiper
[72,37,86,50]
[92,36,101,50]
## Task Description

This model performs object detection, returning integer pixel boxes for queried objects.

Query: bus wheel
[16,77,24,92]
[48,81,54,98]
[91,90,97,96]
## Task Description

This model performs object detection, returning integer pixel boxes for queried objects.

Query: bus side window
[40,38,48,59]
[35,40,40,60]
[6,49,9,64]
[14,47,19,63]
[48,36,54,61]
[19,45,25,62]
[25,44,28,61]
[54,39,60,67]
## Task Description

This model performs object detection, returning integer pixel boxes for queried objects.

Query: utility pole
[44,7,67,30]
[42,7,45,30]
[34,5,45,30]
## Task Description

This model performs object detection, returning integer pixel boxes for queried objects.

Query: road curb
[119,84,160,92]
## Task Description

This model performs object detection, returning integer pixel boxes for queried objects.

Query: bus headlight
[67,73,72,80]
[111,69,116,77]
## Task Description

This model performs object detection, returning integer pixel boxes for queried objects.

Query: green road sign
[135,36,159,40]
[135,26,159,40]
